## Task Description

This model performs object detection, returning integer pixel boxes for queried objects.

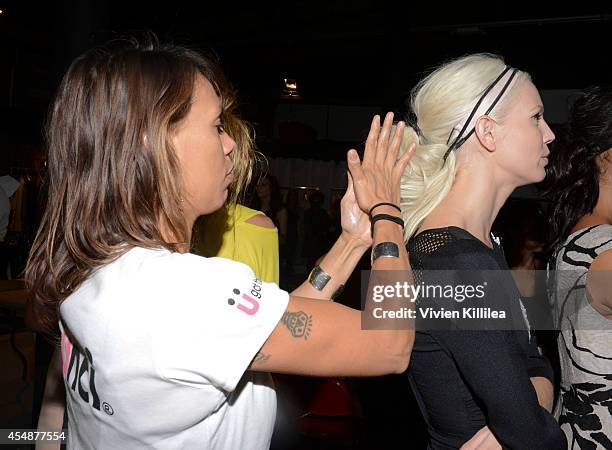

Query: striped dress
[552,224,612,449]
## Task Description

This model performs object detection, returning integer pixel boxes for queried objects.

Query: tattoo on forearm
[281,310,313,340]
[252,352,270,365]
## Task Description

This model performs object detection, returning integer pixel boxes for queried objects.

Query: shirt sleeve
[526,334,555,381]
[149,253,289,392]
[434,330,565,449]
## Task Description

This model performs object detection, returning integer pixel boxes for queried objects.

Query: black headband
[443,67,519,161]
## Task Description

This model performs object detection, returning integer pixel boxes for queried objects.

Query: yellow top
[192,204,279,284]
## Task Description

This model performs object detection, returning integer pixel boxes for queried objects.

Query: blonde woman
[399,54,565,449]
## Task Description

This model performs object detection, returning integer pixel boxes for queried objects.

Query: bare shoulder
[586,248,612,313]
[245,213,276,229]
[590,248,612,271]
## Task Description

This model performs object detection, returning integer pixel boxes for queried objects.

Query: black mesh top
[406,226,565,450]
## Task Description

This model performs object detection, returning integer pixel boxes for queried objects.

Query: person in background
[193,204,280,284]
[545,84,612,449]
[303,190,332,271]
[0,175,20,279]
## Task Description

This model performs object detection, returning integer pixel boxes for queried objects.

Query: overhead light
[281,78,301,99]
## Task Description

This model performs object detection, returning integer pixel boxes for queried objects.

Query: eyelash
[532,113,543,122]
[216,124,225,134]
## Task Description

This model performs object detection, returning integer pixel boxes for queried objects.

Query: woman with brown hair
[25,38,415,449]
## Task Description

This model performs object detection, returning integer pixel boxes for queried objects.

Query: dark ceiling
[0,1,611,159]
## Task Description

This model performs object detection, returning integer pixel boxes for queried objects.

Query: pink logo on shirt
[228,279,264,316]
[228,289,260,315]
[61,330,72,377]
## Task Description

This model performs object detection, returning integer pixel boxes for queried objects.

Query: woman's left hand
[340,173,372,248]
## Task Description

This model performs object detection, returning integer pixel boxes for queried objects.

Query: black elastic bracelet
[331,283,345,300]
[371,214,404,235]
[369,202,401,216]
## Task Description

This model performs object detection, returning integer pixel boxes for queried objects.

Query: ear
[474,116,497,153]
[597,147,612,177]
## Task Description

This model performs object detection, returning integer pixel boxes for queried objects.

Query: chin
[535,167,547,182]
[200,194,227,216]
[516,169,545,187]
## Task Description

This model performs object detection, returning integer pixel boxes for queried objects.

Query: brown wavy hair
[25,37,255,338]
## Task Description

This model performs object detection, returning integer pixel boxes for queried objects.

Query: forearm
[36,351,65,450]
[361,208,414,368]
[291,232,368,299]
[530,376,554,412]
[369,206,409,272]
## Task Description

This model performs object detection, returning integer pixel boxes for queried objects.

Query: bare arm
[36,350,65,450]
[250,113,416,377]
[250,295,410,376]
[291,178,372,299]
[586,248,612,319]
[531,376,554,412]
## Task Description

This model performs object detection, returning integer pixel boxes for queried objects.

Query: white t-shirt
[59,247,289,449]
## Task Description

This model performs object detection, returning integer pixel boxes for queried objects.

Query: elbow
[542,426,566,450]
[503,417,566,449]
[385,332,414,374]
[375,350,411,376]
[393,351,411,374]
[366,329,414,376]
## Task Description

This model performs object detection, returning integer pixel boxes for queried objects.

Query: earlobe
[474,116,496,152]
[597,149,612,176]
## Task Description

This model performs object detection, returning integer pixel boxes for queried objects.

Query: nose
[223,133,236,156]
[542,119,555,145]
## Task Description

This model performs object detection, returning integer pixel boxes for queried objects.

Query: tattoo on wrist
[281,310,313,340]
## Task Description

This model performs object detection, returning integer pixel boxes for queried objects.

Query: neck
[160,213,194,254]
[426,163,515,246]
[577,176,612,228]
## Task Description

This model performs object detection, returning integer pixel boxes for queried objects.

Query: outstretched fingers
[393,143,416,184]
[386,120,406,168]
[374,112,395,166]
[362,115,381,166]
